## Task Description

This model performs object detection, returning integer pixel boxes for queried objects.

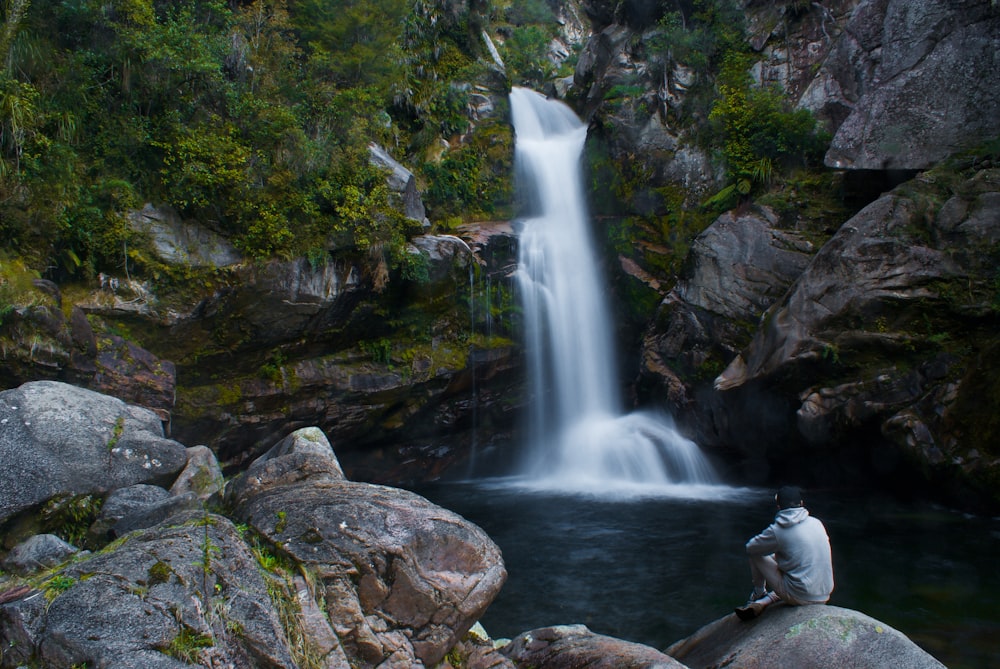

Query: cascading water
[510,87,720,495]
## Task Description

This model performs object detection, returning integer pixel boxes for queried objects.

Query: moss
[160,628,214,663]
[946,338,1000,462]
[148,560,173,585]
[42,573,76,601]
[274,511,287,534]
[106,415,125,451]
[39,494,104,549]
[216,383,243,406]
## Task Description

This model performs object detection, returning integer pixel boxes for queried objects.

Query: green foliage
[422,118,513,220]
[2,0,487,276]
[0,256,44,326]
[162,628,214,663]
[148,560,173,585]
[500,24,555,87]
[40,494,104,548]
[43,573,77,600]
[708,82,827,188]
[292,0,408,89]
[360,337,393,365]
[259,349,288,382]
[106,415,126,450]
[503,0,554,26]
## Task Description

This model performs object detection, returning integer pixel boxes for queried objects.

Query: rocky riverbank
[0,381,945,668]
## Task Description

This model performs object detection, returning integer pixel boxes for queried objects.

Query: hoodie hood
[775,506,810,527]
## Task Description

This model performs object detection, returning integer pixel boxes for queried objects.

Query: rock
[128,203,242,267]
[0,381,188,526]
[447,622,517,669]
[500,624,686,668]
[369,143,429,225]
[408,234,475,283]
[714,173,997,390]
[811,0,1000,169]
[169,445,224,500]
[0,278,176,423]
[1,512,297,668]
[456,221,518,276]
[233,478,506,668]
[88,483,171,542]
[109,492,202,538]
[230,257,365,344]
[704,167,1000,503]
[639,206,816,440]
[91,334,176,423]
[1,534,79,576]
[666,604,945,669]
[291,574,353,669]
[675,207,814,322]
[745,0,855,103]
[224,426,346,507]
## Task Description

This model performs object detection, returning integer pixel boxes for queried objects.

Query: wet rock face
[814,0,1000,169]
[639,207,816,447]
[637,160,1000,507]
[0,282,176,423]
[692,168,999,506]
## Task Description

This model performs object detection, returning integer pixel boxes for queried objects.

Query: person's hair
[776,485,803,509]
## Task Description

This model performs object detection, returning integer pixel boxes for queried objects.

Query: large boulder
[666,604,945,669]
[236,482,506,667]
[228,432,507,668]
[223,426,345,506]
[0,534,79,576]
[0,512,297,668]
[0,381,188,527]
[128,203,243,268]
[501,624,686,668]
[369,143,429,226]
[807,0,1000,169]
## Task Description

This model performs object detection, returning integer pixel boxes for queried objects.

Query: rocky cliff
[2,0,998,511]
[622,0,1000,510]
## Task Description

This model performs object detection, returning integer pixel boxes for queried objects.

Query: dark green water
[414,481,1000,669]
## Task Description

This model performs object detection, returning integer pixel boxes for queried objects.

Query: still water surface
[414,481,1000,669]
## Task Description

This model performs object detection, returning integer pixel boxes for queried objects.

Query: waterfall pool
[414,480,1000,669]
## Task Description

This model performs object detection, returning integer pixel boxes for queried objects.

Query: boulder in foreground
[666,604,945,669]
[500,624,686,668]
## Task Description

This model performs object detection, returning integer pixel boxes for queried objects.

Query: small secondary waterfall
[510,87,719,494]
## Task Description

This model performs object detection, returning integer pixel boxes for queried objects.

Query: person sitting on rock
[735,485,834,621]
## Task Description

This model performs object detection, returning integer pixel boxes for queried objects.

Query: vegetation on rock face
[0,0,513,281]
[582,0,835,346]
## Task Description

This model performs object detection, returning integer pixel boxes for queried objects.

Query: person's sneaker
[734,600,766,621]
[735,591,779,621]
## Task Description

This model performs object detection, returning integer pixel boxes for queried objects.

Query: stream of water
[510,87,720,493]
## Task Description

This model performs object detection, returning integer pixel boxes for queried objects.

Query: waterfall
[510,87,720,495]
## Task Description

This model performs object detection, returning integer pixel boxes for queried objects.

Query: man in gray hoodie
[735,485,834,621]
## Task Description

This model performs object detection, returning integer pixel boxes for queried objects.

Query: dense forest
[1,0,829,296]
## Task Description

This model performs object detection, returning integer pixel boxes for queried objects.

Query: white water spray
[510,87,719,495]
